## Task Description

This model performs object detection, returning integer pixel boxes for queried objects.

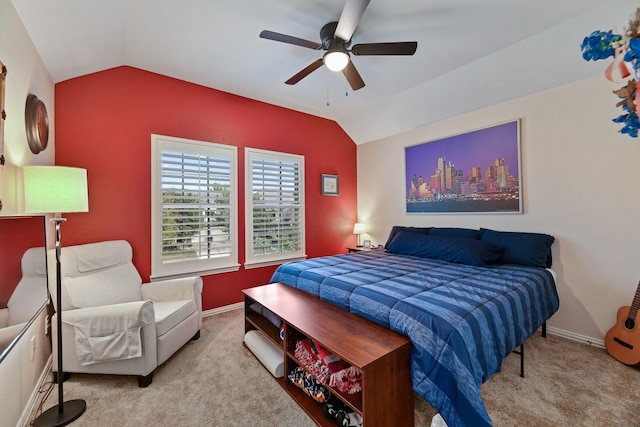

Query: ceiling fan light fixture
[323,49,349,72]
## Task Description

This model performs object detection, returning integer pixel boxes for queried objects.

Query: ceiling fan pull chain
[345,69,349,97]
[326,69,330,106]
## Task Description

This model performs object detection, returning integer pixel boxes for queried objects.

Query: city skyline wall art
[405,119,522,214]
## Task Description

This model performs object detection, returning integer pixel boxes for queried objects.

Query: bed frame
[513,322,546,378]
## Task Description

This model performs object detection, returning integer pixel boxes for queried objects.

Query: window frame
[151,134,239,279]
[244,148,306,269]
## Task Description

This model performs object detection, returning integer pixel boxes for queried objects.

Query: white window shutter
[151,135,239,278]
[245,148,305,268]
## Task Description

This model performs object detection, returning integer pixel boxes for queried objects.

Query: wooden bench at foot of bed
[243,282,414,427]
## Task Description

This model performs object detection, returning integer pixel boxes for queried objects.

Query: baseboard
[20,354,53,427]
[202,301,244,317]
[546,326,605,349]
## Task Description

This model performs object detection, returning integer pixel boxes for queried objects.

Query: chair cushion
[57,241,144,311]
[153,299,197,337]
[63,264,143,309]
[69,240,132,273]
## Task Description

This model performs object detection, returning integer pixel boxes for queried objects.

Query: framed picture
[321,174,339,196]
[405,119,522,214]
[363,240,371,248]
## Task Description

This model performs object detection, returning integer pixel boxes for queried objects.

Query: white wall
[357,74,640,343]
[0,0,54,425]
[0,0,55,214]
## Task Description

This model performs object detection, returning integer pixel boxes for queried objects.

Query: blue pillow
[479,228,554,268]
[386,231,503,266]
[384,225,431,248]
[429,227,480,239]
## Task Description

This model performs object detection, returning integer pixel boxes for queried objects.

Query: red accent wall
[0,216,47,308]
[55,66,357,310]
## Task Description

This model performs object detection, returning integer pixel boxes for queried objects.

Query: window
[151,135,238,278]
[245,148,305,268]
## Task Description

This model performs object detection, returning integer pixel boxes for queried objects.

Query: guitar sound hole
[624,318,636,330]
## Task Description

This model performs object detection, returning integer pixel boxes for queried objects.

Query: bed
[270,226,560,427]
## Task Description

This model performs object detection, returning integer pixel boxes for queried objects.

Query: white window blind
[245,148,305,268]
[151,135,238,278]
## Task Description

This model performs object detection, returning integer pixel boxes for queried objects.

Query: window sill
[150,263,241,281]
[244,255,307,270]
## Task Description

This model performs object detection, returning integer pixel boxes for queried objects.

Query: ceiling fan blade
[335,0,371,42]
[285,59,324,85]
[342,61,365,91]
[260,30,322,50]
[351,42,418,56]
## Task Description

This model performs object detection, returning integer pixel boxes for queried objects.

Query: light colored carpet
[32,308,640,426]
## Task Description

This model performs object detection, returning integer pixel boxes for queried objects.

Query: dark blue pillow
[479,228,554,268]
[384,226,431,248]
[429,227,480,240]
[386,231,502,266]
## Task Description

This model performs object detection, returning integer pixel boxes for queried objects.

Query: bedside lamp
[24,166,88,427]
[353,222,366,247]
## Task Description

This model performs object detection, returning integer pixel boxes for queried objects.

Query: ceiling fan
[259,0,417,91]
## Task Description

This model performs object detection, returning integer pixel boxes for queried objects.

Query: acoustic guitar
[605,281,640,365]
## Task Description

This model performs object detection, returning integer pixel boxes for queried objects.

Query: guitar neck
[628,281,640,319]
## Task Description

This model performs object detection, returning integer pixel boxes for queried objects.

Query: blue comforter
[270,250,559,427]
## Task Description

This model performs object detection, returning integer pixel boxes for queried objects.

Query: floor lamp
[24,166,88,427]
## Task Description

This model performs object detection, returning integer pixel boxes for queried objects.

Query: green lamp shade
[23,166,88,214]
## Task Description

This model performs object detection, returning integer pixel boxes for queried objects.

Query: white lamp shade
[23,166,89,214]
[324,50,349,72]
[353,223,366,235]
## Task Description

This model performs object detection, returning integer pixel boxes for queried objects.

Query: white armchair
[49,240,202,387]
[0,247,48,352]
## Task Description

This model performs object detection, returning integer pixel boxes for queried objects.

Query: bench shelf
[243,283,414,427]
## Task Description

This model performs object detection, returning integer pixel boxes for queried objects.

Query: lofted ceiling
[10,0,636,144]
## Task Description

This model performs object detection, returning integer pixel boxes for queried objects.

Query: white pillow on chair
[63,264,142,309]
